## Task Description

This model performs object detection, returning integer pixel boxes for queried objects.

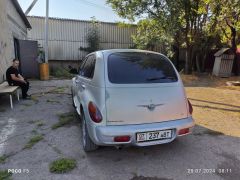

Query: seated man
[6,59,31,99]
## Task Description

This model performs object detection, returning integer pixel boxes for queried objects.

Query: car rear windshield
[108,52,178,84]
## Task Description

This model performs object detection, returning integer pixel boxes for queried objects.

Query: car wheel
[81,113,98,152]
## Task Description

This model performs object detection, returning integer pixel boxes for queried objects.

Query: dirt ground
[182,74,240,137]
[0,75,240,180]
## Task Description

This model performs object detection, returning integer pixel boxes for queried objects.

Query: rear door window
[78,58,87,74]
[108,52,178,84]
[80,55,96,79]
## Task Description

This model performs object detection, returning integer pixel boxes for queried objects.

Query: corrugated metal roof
[11,0,31,28]
[27,16,138,60]
[27,15,137,26]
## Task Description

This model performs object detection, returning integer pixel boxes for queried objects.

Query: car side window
[78,58,87,75]
[80,55,96,79]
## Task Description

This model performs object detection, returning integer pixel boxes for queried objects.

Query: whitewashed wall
[7,0,27,39]
[0,0,10,82]
[27,16,137,60]
[0,0,28,82]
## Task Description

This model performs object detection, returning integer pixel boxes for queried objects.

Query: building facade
[0,0,31,82]
[27,16,137,61]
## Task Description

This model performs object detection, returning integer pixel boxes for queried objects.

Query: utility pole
[45,0,49,63]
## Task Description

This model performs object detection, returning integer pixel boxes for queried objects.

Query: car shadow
[189,98,240,109]
[83,125,240,179]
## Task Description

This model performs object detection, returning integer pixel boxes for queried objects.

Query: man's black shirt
[6,66,19,85]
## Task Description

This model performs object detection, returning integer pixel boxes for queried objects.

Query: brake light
[188,99,193,115]
[88,102,102,123]
[114,136,130,142]
[178,128,190,135]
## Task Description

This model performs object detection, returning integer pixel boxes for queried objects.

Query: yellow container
[39,63,49,80]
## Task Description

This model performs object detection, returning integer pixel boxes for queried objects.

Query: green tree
[131,19,173,56]
[208,0,240,74]
[209,0,240,50]
[107,0,213,73]
[80,17,100,53]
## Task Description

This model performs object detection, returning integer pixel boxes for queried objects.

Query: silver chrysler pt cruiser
[71,49,194,152]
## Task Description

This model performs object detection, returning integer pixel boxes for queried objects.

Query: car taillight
[188,99,193,115]
[88,102,102,123]
[178,128,190,135]
[114,136,130,142]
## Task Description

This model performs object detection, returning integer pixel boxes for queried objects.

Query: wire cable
[79,0,112,11]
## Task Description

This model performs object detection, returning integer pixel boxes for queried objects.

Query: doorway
[13,38,20,60]
[18,40,39,78]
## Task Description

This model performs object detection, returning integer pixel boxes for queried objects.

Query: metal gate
[18,40,39,78]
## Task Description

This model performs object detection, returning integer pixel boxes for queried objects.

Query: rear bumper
[92,117,194,146]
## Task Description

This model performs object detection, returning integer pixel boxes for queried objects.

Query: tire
[81,113,98,152]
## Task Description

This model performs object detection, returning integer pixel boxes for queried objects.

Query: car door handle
[75,79,80,83]
[81,84,86,89]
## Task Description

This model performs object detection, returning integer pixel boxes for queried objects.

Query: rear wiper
[146,76,176,81]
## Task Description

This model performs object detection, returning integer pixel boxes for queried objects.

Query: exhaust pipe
[115,145,123,150]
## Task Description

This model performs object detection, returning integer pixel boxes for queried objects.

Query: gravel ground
[0,77,239,180]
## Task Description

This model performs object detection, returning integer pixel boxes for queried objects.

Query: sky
[18,0,130,23]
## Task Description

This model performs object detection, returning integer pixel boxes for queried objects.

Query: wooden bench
[0,81,20,109]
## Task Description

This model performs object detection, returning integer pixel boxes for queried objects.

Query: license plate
[136,130,172,142]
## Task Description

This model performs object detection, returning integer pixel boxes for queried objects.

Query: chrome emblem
[137,104,164,111]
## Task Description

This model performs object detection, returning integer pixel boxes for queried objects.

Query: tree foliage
[107,0,240,74]
[131,19,174,57]
[208,0,240,49]
[80,17,100,53]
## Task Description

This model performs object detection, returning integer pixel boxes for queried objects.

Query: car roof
[86,49,168,62]
[96,49,163,55]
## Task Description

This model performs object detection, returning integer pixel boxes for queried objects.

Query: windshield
[107,52,178,84]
